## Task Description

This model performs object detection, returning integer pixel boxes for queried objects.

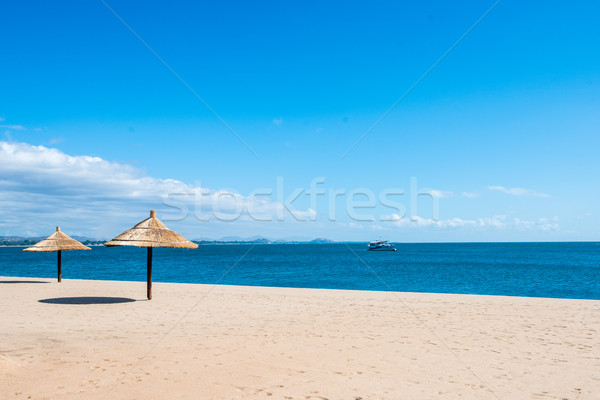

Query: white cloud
[272,117,283,126]
[0,124,26,130]
[0,141,312,237]
[488,185,550,198]
[423,190,481,199]
[382,214,558,232]
[0,141,564,240]
[385,214,505,229]
[429,190,453,199]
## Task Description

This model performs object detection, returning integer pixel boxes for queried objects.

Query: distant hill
[0,236,42,246]
[0,236,105,246]
[308,238,335,244]
[217,235,271,242]
[0,235,335,246]
[192,237,336,244]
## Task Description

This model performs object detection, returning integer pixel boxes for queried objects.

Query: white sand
[1,276,599,399]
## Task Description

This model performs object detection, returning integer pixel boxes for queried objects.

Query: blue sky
[0,1,599,241]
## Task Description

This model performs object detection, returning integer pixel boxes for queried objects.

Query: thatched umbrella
[104,210,198,300]
[23,227,91,282]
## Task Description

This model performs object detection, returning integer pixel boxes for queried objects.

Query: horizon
[3,232,599,245]
[1,1,599,241]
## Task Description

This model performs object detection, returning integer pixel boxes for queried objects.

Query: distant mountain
[0,235,105,246]
[0,236,28,242]
[192,237,336,244]
[217,235,271,242]
[1,235,336,246]
[71,235,106,243]
[0,236,42,246]
[307,238,335,244]
[193,235,273,244]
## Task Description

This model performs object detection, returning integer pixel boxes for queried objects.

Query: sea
[1,242,599,300]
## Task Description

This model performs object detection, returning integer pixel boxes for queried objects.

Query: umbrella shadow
[0,280,50,284]
[38,296,138,305]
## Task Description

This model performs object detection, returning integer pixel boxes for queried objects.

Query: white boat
[367,240,397,251]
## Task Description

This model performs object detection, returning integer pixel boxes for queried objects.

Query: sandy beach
[1,277,598,399]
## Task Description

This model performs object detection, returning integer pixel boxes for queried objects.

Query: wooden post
[147,247,153,300]
[57,250,62,283]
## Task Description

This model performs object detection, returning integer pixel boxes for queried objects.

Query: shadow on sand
[39,297,137,305]
[0,280,50,284]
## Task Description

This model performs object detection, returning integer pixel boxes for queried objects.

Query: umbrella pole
[147,247,152,300]
[57,250,62,283]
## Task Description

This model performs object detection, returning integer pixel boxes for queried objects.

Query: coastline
[2,276,599,399]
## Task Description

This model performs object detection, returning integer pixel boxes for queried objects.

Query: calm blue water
[1,243,599,299]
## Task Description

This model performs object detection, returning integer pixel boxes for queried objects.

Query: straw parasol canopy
[105,210,197,299]
[23,227,91,282]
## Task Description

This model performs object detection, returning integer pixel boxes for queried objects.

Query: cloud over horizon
[0,124,26,130]
[0,141,562,240]
[487,185,550,198]
[0,141,316,238]
[383,214,559,232]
